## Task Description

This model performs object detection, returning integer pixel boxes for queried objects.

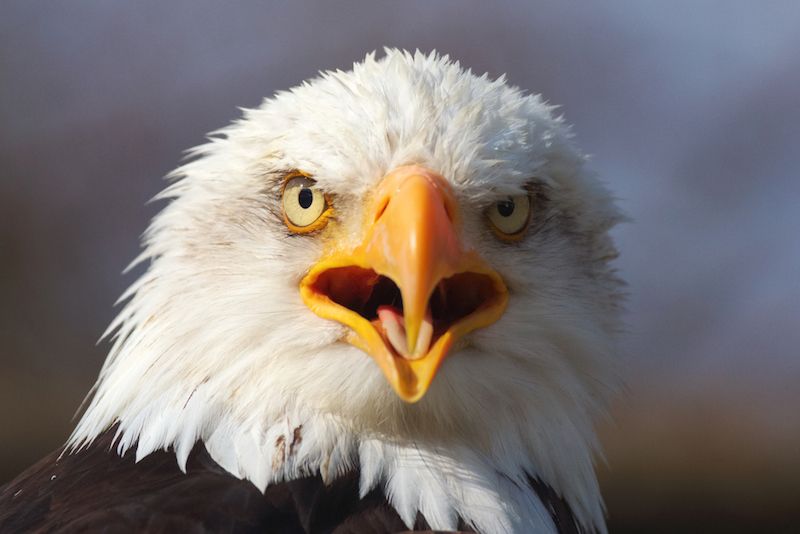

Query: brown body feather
[0,429,578,533]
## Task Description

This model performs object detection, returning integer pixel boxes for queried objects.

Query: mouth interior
[309,267,500,358]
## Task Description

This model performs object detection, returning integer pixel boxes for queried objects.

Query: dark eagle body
[0,430,579,533]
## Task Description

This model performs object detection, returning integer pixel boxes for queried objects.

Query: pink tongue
[377,305,433,359]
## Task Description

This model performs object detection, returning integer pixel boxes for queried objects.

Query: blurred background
[2,1,798,531]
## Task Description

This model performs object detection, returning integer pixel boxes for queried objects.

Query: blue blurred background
[2,2,798,531]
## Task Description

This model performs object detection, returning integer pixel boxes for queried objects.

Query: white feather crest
[69,50,622,533]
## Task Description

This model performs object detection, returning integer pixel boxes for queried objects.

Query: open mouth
[298,165,510,402]
[308,267,501,360]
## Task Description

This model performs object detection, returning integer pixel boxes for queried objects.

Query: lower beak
[300,165,508,402]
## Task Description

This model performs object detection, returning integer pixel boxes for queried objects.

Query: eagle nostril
[374,196,390,223]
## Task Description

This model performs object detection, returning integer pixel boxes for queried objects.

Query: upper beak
[300,165,508,402]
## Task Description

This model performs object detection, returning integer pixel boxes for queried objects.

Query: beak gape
[300,166,508,402]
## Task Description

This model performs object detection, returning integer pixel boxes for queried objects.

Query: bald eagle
[0,50,623,533]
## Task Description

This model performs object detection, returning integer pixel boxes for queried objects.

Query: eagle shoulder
[0,429,411,533]
[1,428,577,533]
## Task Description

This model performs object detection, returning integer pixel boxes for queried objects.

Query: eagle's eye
[487,194,532,241]
[282,175,331,233]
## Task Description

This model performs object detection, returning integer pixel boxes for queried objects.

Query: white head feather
[69,50,623,534]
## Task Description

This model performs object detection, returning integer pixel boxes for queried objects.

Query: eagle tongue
[377,305,432,360]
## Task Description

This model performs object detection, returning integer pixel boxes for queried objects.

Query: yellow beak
[300,166,508,402]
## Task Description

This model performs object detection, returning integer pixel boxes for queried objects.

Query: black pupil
[497,199,515,217]
[298,188,314,209]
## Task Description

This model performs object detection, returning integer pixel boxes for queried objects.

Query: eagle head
[71,50,623,533]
